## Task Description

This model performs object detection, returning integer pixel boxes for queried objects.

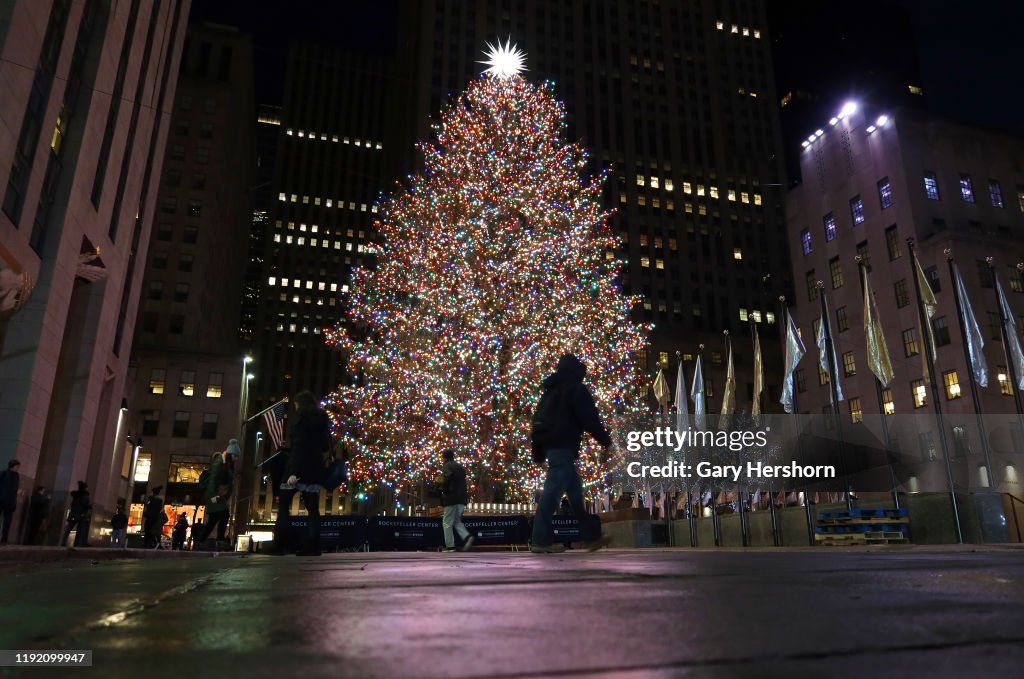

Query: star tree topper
[479,38,527,79]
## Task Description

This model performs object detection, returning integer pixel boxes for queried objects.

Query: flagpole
[948,251,996,488]
[818,282,854,511]
[722,330,749,547]
[909,239,963,543]
[987,257,1024,417]
[246,397,289,423]
[700,342,720,546]
[856,256,901,510]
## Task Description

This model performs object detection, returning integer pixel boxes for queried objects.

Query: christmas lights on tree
[325,45,647,503]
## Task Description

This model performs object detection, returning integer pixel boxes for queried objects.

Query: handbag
[324,459,348,488]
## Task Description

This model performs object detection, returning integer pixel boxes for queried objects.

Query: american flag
[262,399,288,450]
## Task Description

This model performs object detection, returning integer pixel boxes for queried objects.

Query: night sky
[188,0,1024,136]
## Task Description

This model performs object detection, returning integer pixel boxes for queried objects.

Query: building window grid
[885,226,902,260]
[800,229,812,255]
[829,257,843,289]
[849,398,863,424]
[943,370,961,400]
[912,379,927,408]
[923,172,940,200]
[850,196,865,225]
[878,177,893,209]
[823,213,837,242]
[960,174,975,203]
[842,351,856,377]
[902,328,919,357]
[989,180,1004,208]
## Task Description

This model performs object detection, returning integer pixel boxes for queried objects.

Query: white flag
[817,296,844,403]
[997,278,1024,389]
[779,309,806,413]
[674,356,688,432]
[691,354,706,430]
[752,325,763,418]
[719,337,736,429]
[954,263,988,388]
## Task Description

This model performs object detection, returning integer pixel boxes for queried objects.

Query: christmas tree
[325,43,647,504]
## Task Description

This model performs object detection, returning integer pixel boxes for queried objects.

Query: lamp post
[229,357,254,540]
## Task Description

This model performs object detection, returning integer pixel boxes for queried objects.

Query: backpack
[530,384,570,463]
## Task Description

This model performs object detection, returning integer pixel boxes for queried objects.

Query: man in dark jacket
[270,391,332,556]
[439,449,475,552]
[200,451,233,547]
[62,481,92,547]
[142,486,166,549]
[0,459,20,544]
[110,505,129,548]
[530,354,613,553]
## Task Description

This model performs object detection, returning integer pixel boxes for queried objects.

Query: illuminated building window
[728,189,736,201]
[149,369,165,395]
[733,248,742,260]
[278,192,286,201]
[924,172,940,200]
[134,453,152,482]
[651,197,661,208]
[731,24,738,33]
[716,20,724,30]
[655,259,664,270]
[842,351,856,377]
[908,84,924,95]
[902,328,919,357]
[641,257,650,268]
[636,174,645,186]
[697,184,705,197]
[753,29,761,38]
[665,179,674,191]
[823,213,837,241]
[849,398,862,424]
[911,379,927,408]
[206,372,223,398]
[882,388,895,414]
[998,366,1013,395]
[739,308,748,322]
[638,195,646,206]
[179,371,195,397]
[710,186,719,199]
[683,182,692,194]
[943,370,961,400]
[650,177,659,189]
[753,193,762,205]
[878,177,893,209]
[751,310,762,323]
[850,196,865,224]
[959,174,975,203]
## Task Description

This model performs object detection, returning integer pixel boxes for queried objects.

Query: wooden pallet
[814,533,866,545]
[819,507,908,520]
[816,521,909,534]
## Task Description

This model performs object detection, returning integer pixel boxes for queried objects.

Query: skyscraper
[0,0,189,543]
[127,23,255,517]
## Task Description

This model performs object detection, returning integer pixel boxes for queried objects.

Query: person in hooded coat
[530,354,613,553]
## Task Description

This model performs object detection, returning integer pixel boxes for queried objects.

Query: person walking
[110,506,129,548]
[530,354,613,554]
[142,486,166,549]
[0,459,21,545]
[25,486,51,545]
[62,481,92,547]
[200,448,234,548]
[270,391,331,556]
[171,513,188,550]
[439,449,475,552]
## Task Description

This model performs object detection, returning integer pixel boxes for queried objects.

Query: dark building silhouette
[128,23,255,516]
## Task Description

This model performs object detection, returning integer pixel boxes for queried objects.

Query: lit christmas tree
[325,42,647,504]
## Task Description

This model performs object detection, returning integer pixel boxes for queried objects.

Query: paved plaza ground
[1,546,1023,678]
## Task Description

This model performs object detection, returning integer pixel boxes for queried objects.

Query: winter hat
[226,439,241,457]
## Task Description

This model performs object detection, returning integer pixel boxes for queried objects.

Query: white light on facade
[876,115,889,126]
[829,117,839,126]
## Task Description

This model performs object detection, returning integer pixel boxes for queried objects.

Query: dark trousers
[203,512,228,543]
[63,518,91,547]
[143,524,161,548]
[0,506,14,543]
[273,489,321,552]
[531,448,600,546]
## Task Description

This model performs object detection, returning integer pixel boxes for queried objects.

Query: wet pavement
[1,546,1023,678]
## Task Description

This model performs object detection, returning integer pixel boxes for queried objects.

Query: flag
[262,399,288,450]
[817,296,844,403]
[719,337,736,429]
[862,265,895,387]
[752,325,764,418]
[953,263,988,388]
[652,367,671,412]
[914,251,938,359]
[691,354,706,430]
[674,356,688,432]
[780,309,806,413]
[997,278,1024,389]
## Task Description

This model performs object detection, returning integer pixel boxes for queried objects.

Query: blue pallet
[818,507,908,521]
[816,524,907,534]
